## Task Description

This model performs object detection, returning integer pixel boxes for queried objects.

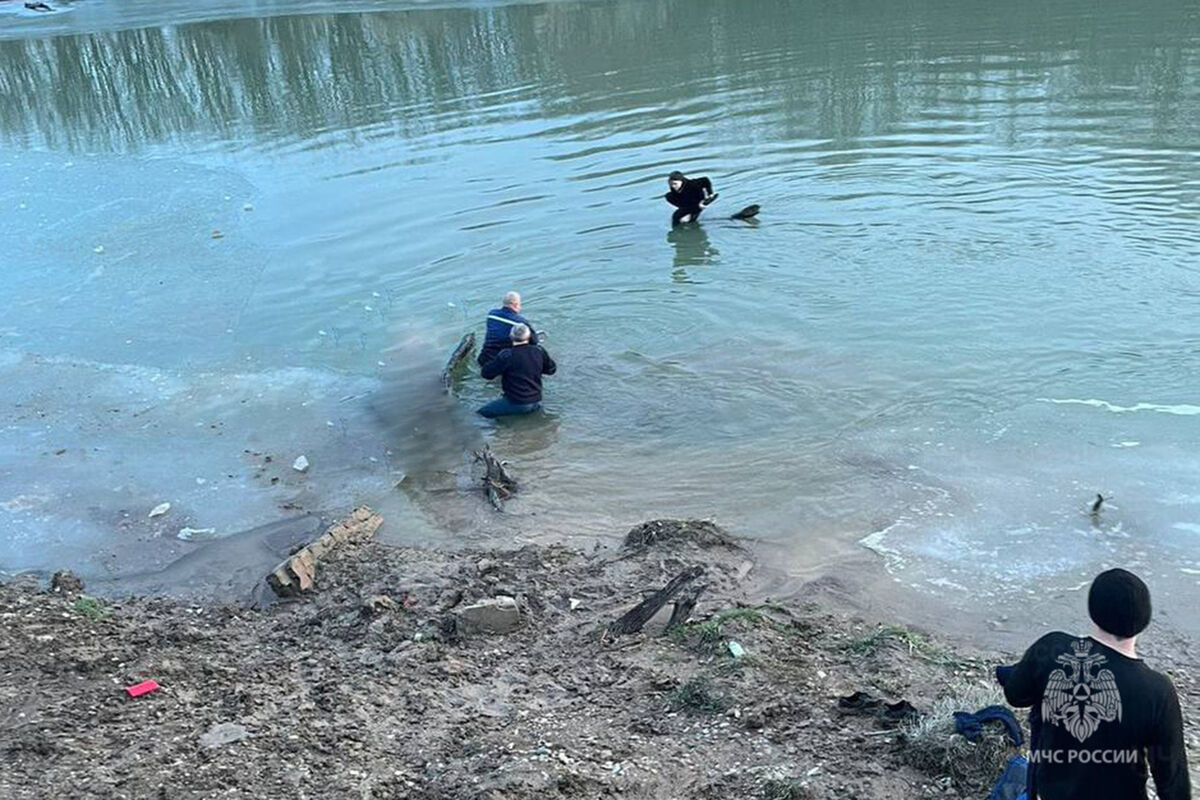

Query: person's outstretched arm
[481,350,510,380]
[541,349,557,375]
[1149,683,1191,800]
[996,634,1053,708]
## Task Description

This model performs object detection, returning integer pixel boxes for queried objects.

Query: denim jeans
[477,397,542,418]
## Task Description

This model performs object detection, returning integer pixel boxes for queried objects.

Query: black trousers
[672,206,704,225]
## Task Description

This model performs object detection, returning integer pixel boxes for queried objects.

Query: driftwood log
[441,332,476,393]
[665,583,707,631]
[604,565,705,639]
[266,506,383,597]
[473,446,517,511]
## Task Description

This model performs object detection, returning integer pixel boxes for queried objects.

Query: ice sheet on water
[0,350,407,577]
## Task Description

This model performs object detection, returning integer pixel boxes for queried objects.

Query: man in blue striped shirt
[478,291,539,367]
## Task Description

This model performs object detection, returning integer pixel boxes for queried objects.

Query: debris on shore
[266,505,382,597]
[2,517,1195,800]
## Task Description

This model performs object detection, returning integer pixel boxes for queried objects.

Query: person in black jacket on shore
[478,324,556,418]
[996,568,1190,800]
[665,171,718,225]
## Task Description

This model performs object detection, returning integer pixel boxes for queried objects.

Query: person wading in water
[664,170,759,225]
[477,324,556,418]
[664,171,717,226]
[478,291,538,368]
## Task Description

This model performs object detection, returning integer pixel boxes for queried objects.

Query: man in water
[665,170,718,225]
[478,324,556,418]
[478,291,538,367]
[996,568,1190,800]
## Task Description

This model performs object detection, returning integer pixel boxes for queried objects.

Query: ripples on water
[1,0,1199,621]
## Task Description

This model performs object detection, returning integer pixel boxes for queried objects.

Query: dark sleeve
[665,192,683,208]
[541,349,556,376]
[696,177,713,194]
[999,633,1055,708]
[1149,679,1191,800]
[481,351,508,380]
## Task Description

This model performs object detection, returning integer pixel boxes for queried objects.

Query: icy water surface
[2,0,1199,629]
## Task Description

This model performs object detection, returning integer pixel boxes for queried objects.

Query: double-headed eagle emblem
[1042,639,1123,742]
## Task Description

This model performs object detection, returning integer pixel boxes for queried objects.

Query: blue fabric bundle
[953,705,1023,747]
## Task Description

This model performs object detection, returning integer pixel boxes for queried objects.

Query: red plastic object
[125,680,159,698]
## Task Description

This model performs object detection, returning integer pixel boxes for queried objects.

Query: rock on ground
[456,595,523,635]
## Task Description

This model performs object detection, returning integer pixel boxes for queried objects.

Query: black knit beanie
[1088,568,1152,638]
[668,171,685,182]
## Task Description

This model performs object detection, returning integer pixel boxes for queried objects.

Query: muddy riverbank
[3,517,1197,799]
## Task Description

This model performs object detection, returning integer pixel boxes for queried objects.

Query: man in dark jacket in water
[478,324,556,418]
[996,568,1190,800]
[478,291,538,367]
[665,170,718,225]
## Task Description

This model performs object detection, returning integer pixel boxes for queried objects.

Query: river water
[2,0,1199,629]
